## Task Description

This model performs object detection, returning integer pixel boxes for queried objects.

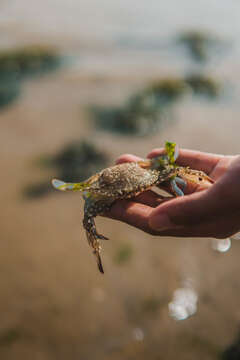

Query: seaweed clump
[0,81,20,109]
[92,78,186,136]
[0,45,60,110]
[185,74,221,97]
[178,30,219,62]
[0,328,21,347]
[114,243,133,265]
[23,182,52,198]
[91,95,162,136]
[24,140,109,199]
[0,45,60,80]
[147,78,187,103]
[142,296,162,314]
[53,140,109,182]
[92,74,222,136]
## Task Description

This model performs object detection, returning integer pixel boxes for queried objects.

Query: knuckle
[147,148,163,158]
[115,154,132,164]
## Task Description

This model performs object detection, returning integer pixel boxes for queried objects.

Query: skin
[106,148,240,239]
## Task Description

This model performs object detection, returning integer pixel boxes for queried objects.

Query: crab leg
[83,215,108,241]
[52,178,90,191]
[83,197,111,274]
[170,177,185,196]
[83,215,106,274]
[175,176,187,190]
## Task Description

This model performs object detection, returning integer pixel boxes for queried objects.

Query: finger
[150,160,240,233]
[152,211,240,238]
[176,150,224,175]
[147,148,165,159]
[133,190,171,207]
[116,154,143,165]
[210,156,237,179]
[147,148,223,175]
[106,200,158,235]
[148,188,225,232]
[104,197,240,239]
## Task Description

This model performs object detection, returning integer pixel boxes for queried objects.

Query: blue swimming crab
[52,142,213,273]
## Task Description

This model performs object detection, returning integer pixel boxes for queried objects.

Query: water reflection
[211,238,232,253]
[132,328,144,342]
[168,280,198,321]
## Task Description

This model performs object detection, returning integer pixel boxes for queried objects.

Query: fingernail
[149,214,173,231]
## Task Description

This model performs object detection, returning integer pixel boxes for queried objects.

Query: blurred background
[0,1,240,359]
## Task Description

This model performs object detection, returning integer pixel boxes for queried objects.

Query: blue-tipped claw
[51,178,88,191]
[52,179,67,190]
[170,179,185,196]
[175,176,187,190]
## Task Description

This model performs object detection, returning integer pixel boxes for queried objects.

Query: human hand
[107,148,240,239]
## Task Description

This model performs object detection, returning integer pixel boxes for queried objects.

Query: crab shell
[83,161,176,200]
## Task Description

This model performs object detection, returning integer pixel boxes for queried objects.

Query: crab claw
[52,179,67,190]
[170,177,185,196]
[52,179,89,191]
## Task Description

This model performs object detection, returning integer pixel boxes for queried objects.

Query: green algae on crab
[165,141,178,164]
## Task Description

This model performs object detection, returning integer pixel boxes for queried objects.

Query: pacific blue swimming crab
[52,142,213,273]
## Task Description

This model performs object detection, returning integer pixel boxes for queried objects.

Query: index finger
[147,148,223,175]
[105,200,158,235]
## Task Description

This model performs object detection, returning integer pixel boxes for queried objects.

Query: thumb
[148,187,225,231]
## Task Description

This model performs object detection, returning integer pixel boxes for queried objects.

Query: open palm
[107,148,240,239]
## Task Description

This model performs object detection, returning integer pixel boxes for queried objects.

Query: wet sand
[0,65,239,359]
[1,1,240,359]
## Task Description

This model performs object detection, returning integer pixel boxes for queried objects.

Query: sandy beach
[0,1,240,359]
